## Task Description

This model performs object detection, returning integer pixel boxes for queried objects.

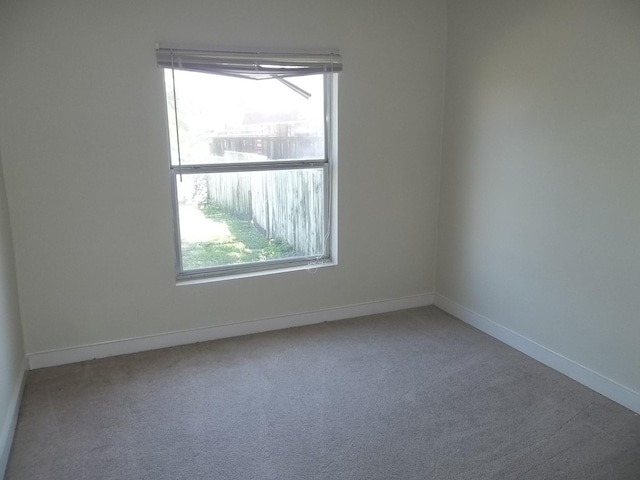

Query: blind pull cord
[170,50,183,181]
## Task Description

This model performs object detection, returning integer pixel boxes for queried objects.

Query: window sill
[176,260,336,286]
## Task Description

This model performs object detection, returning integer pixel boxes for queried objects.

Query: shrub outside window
[157,47,340,280]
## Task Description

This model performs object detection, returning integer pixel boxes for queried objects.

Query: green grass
[181,203,296,270]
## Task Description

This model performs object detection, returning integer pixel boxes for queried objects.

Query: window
[156,46,341,280]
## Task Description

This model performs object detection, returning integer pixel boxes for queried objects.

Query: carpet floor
[6,306,640,479]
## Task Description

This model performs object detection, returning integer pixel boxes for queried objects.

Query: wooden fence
[207,168,325,256]
[209,121,324,160]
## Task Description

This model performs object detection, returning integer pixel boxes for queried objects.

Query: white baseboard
[28,293,435,370]
[0,357,28,479]
[434,294,640,415]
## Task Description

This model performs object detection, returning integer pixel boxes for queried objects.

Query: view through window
[160,51,337,279]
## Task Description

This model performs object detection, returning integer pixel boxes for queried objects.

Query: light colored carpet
[6,306,640,479]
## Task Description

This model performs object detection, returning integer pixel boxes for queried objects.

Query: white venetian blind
[156,46,342,80]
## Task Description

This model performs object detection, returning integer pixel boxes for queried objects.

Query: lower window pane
[176,169,326,273]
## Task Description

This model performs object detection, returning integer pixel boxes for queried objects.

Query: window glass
[162,62,335,279]
[176,169,326,272]
[164,71,326,165]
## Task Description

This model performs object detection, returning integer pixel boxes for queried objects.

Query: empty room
[1,0,639,478]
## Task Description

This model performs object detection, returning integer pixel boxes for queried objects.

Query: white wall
[0,0,446,356]
[0,148,26,475]
[438,1,640,398]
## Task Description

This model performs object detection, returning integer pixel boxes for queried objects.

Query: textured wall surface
[438,0,640,396]
[0,150,25,475]
[0,0,446,353]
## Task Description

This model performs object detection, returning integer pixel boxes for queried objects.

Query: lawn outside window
[157,46,340,280]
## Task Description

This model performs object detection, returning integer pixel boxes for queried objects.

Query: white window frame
[157,46,340,281]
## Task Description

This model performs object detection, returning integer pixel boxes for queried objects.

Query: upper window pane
[164,70,325,165]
